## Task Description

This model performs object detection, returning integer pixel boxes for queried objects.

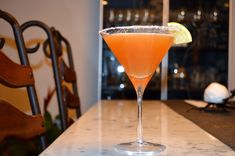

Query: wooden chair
[0,10,46,152]
[20,21,81,131]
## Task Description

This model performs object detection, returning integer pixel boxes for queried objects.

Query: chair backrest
[43,28,81,127]
[20,21,81,131]
[0,10,46,150]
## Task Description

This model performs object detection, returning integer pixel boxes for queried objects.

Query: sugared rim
[99,25,178,36]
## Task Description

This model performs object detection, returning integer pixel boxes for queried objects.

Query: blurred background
[101,0,230,100]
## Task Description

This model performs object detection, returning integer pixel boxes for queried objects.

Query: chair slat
[0,51,34,88]
[62,86,80,109]
[0,100,45,143]
[59,59,76,83]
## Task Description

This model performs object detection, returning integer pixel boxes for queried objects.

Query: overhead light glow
[102,0,108,5]
[120,83,125,89]
[174,69,178,74]
[117,65,125,73]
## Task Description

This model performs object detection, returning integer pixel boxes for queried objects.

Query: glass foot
[114,141,165,155]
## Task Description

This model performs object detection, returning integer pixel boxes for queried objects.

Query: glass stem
[136,86,144,144]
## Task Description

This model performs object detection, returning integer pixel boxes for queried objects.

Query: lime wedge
[167,22,192,44]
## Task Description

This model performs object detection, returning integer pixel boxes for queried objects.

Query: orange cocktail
[99,25,182,155]
[103,33,174,91]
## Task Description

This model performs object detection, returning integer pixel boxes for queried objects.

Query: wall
[229,0,235,90]
[0,0,100,115]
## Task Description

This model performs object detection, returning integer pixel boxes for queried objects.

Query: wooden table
[40,100,235,156]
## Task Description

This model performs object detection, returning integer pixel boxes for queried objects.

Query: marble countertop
[40,100,235,156]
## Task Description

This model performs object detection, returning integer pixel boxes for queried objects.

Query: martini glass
[99,26,175,155]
